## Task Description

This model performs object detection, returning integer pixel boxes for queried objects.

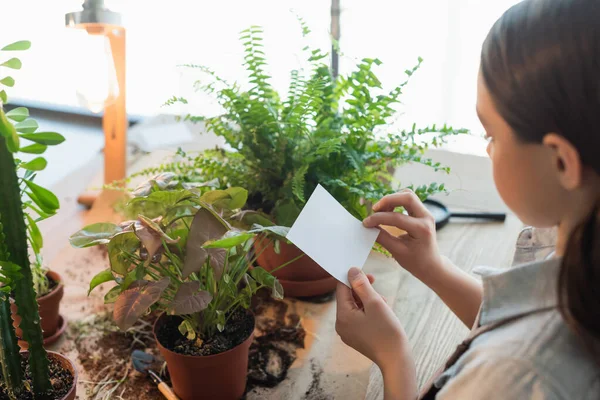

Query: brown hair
[481,0,600,351]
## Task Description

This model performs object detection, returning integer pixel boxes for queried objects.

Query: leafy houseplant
[139,21,468,296]
[0,41,76,400]
[70,173,292,399]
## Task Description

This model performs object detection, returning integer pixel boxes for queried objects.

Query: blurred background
[1,0,522,208]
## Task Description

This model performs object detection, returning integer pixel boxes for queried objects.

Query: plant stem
[0,132,51,397]
[0,294,23,399]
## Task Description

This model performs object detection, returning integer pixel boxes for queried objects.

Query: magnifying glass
[423,199,507,230]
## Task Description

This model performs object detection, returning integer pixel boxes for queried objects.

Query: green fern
[163,19,469,224]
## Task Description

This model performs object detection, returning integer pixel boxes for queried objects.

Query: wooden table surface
[39,148,524,399]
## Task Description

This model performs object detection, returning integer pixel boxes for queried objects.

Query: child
[335,0,600,398]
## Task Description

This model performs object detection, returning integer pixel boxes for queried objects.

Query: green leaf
[0,77,15,87]
[24,179,59,212]
[274,199,301,227]
[14,119,38,133]
[0,109,19,152]
[26,214,43,253]
[224,187,248,209]
[107,232,140,275]
[69,223,122,248]
[104,285,121,304]
[178,320,196,340]
[5,107,28,122]
[1,41,31,51]
[249,267,283,299]
[0,90,6,103]
[19,132,65,145]
[1,58,22,69]
[88,269,114,295]
[113,277,170,330]
[20,157,47,171]
[19,143,47,154]
[0,261,23,281]
[203,230,254,249]
[249,224,289,238]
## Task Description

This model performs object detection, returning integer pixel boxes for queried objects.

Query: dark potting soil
[0,354,73,400]
[156,309,255,357]
[43,275,59,297]
[303,359,333,400]
[246,290,306,392]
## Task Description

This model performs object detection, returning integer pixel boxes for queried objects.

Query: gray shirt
[434,257,600,399]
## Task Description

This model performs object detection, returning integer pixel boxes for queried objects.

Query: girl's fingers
[372,191,429,218]
[363,212,423,237]
[336,282,357,311]
[367,274,375,284]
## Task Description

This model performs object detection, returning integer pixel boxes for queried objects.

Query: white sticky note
[286,184,380,287]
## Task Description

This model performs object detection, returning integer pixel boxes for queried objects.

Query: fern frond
[291,165,309,203]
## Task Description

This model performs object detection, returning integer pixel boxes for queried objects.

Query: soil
[302,359,332,400]
[0,354,74,400]
[155,309,255,357]
[44,275,59,296]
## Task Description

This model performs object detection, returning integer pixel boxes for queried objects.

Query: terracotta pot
[254,239,337,297]
[20,351,78,400]
[154,313,255,400]
[12,270,65,349]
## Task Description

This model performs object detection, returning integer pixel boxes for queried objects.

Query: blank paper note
[286,184,380,287]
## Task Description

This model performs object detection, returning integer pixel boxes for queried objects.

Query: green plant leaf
[113,277,170,330]
[178,320,196,340]
[0,261,23,281]
[224,187,248,209]
[19,132,65,145]
[170,281,213,315]
[69,223,122,248]
[26,215,43,253]
[135,215,179,261]
[1,41,31,51]
[107,231,140,275]
[0,77,15,87]
[249,224,289,238]
[88,269,114,295]
[14,119,38,134]
[182,207,228,279]
[203,230,254,249]
[5,107,28,122]
[104,285,121,304]
[24,179,59,212]
[19,143,47,154]
[274,199,301,228]
[200,190,229,205]
[249,267,283,299]
[0,90,6,103]
[231,210,274,228]
[20,157,47,171]
[0,110,19,152]
[1,58,22,70]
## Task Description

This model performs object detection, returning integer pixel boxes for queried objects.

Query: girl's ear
[542,133,583,190]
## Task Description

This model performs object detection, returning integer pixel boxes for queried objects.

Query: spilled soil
[72,288,306,399]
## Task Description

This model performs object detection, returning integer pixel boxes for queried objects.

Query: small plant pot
[154,313,255,400]
[12,270,65,349]
[254,239,337,298]
[19,351,78,400]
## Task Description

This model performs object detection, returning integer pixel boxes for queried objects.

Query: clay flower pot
[154,313,255,400]
[12,270,66,349]
[254,239,337,298]
[20,351,78,400]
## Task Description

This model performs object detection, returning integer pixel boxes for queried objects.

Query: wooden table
[40,149,524,399]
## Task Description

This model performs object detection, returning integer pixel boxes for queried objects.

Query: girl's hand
[336,268,417,399]
[335,268,407,370]
[363,190,444,282]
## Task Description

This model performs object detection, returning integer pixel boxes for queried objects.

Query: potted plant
[70,175,292,400]
[142,21,468,297]
[0,40,77,400]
